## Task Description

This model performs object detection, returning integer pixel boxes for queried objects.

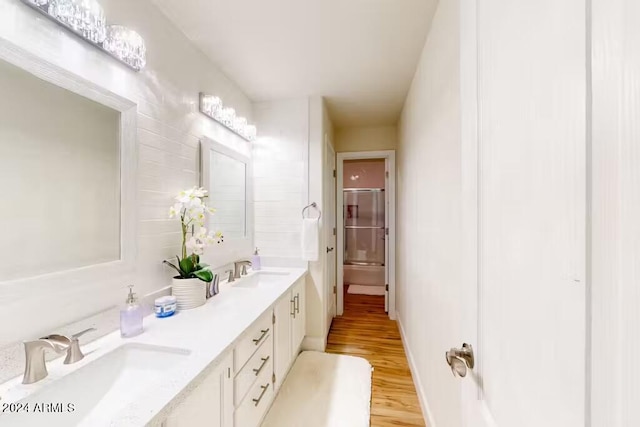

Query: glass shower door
[343,189,385,266]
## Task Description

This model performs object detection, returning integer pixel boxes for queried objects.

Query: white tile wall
[0,0,253,349]
[252,98,310,261]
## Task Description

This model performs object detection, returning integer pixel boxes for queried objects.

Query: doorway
[337,150,396,319]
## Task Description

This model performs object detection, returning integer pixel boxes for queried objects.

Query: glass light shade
[233,116,247,134]
[48,0,106,44]
[103,25,146,71]
[202,95,222,117]
[245,125,257,141]
[220,107,236,127]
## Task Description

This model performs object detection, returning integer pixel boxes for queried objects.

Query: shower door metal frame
[336,150,396,320]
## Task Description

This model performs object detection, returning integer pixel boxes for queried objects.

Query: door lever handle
[326,247,334,253]
[445,343,474,378]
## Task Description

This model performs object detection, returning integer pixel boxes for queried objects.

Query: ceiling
[152,0,437,128]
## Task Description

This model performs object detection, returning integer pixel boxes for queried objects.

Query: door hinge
[333,169,336,178]
[385,171,389,178]
[333,227,336,236]
[272,373,276,384]
[272,312,276,324]
[385,284,389,291]
[228,367,231,379]
[385,227,389,235]
[333,285,337,294]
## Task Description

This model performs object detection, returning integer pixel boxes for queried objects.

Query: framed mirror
[0,37,137,326]
[200,137,253,262]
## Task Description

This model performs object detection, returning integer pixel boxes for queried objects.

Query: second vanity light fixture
[199,93,257,142]
[21,0,147,71]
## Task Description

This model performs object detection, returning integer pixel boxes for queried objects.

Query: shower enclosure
[343,187,387,301]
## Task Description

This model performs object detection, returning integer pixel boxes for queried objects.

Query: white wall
[335,125,396,152]
[396,0,461,426]
[591,0,640,425]
[0,0,252,348]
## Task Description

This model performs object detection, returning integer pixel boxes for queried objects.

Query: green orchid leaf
[179,256,195,275]
[197,263,210,270]
[163,260,183,277]
[194,269,213,283]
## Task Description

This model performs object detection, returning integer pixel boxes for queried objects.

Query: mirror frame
[200,136,253,267]
[0,38,137,300]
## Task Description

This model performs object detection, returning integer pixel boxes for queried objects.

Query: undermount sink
[0,343,190,427]
[234,271,290,288]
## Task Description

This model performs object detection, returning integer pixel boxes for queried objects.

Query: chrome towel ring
[302,202,322,219]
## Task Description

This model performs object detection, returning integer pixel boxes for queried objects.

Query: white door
[291,278,306,357]
[164,352,233,427]
[324,137,337,328]
[460,0,586,426]
[273,294,292,391]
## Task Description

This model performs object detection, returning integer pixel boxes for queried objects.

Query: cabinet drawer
[234,333,273,406]
[234,363,274,427]
[234,311,272,373]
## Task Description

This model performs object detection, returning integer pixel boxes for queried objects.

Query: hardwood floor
[326,290,425,427]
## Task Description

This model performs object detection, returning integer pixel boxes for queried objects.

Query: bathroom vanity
[0,268,307,427]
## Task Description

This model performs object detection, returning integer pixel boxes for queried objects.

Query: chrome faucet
[23,335,70,384]
[22,328,96,384]
[233,260,252,279]
[64,328,96,364]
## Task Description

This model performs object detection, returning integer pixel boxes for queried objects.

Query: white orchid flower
[186,236,205,255]
[169,202,184,219]
[187,196,204,209]
[193,187,208,198]
[170,187,221,260]
[195,227,209,239]
[176,187,196,203]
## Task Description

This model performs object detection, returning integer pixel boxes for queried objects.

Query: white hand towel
[301,218,320,261]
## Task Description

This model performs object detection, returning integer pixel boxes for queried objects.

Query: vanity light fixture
[20,0,147,71]
[199,92,257,141]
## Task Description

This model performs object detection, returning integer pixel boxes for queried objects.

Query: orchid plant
[163,186,223,283]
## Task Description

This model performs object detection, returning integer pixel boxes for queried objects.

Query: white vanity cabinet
[273,277,307,390]
[163,352,234,427]
[233,311,275,426]
[162,273,307,427]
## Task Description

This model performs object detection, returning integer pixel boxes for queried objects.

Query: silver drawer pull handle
[252,329,269,345]
[290,299,296,318]
[253,356,270,376]
[294,293,300,314]
[252,383,270,406]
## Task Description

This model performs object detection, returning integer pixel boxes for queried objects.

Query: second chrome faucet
[226,260,252,283]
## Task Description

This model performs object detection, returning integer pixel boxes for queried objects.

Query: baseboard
[301,335,326,352]
[396,312,436,427]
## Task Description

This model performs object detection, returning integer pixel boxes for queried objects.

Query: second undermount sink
[0,343,190,427]
[234,271,291,288]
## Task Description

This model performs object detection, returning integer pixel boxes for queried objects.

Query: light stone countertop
[0,267,307,427]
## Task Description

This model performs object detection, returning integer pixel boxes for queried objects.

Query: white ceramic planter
[171,277,207,310]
